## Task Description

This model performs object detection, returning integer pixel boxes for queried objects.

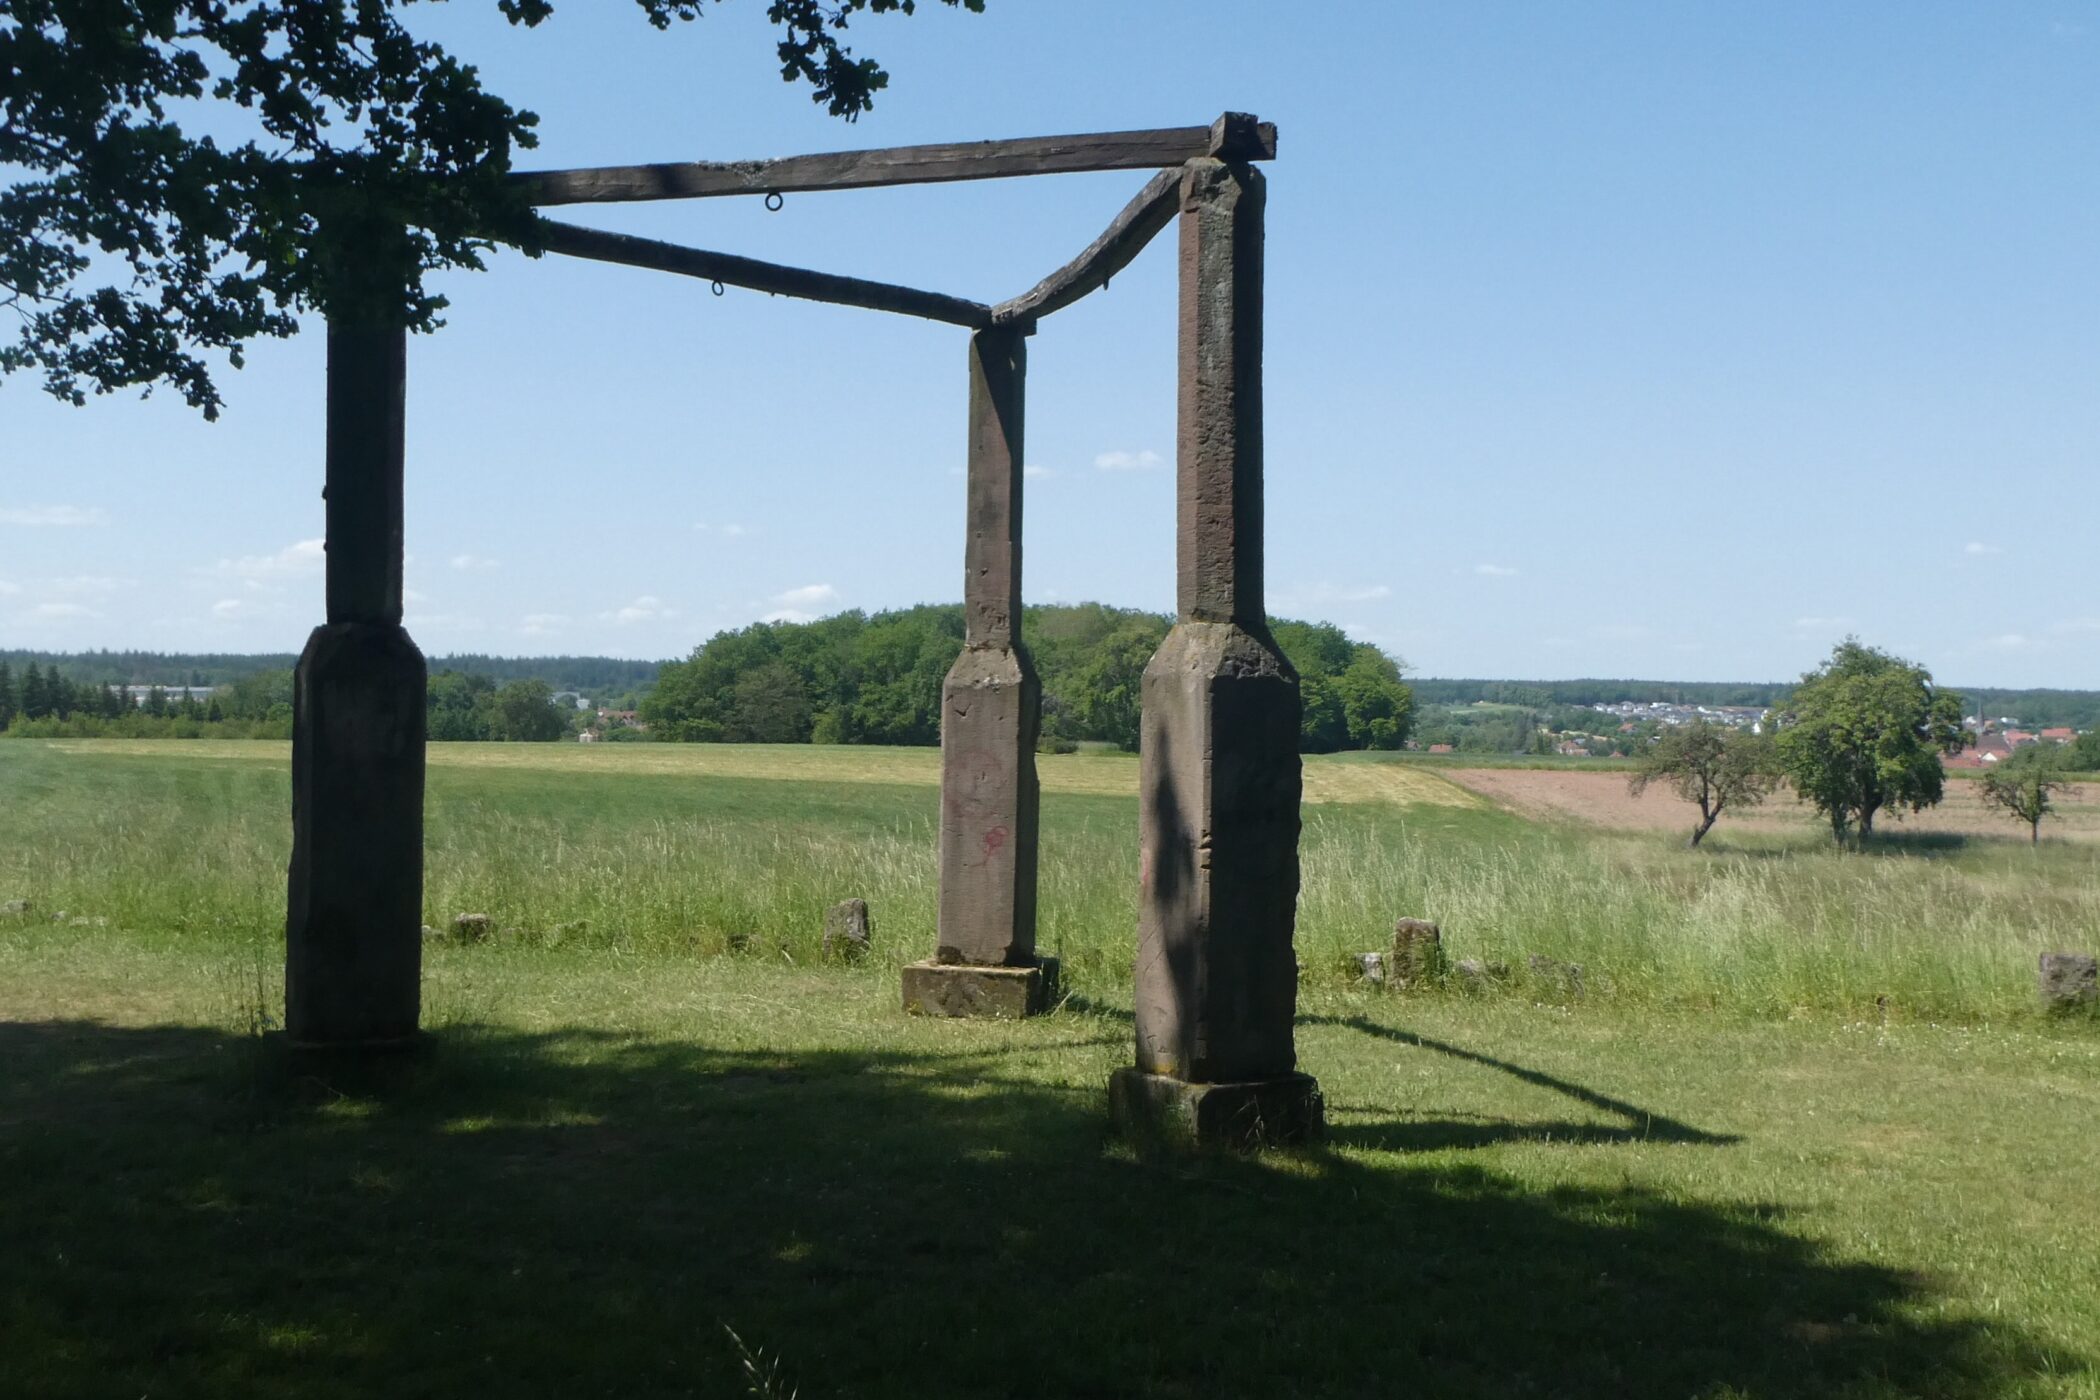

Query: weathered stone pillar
[285,318,427,1048]
[902,324,1055,1019]
[1108,158,1322,1146]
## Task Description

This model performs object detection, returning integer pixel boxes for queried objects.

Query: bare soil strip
[1442,765,2100,841]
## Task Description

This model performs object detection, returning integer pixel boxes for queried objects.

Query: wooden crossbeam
[517,113,1275,207]
[532,219,991,328]
[992,167,1182,327]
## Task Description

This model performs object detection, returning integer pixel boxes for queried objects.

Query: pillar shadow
[0,1017,2077,1399]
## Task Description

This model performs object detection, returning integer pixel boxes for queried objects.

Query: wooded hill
[640,604,1413,753]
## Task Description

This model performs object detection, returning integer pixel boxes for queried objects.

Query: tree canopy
[1627,717,1777,848]
[640,604,1415,753]
[1,0,979,417]
[1979,746,2077,845]
[1770,639,1967,847]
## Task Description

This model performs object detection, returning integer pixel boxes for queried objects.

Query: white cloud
[41,575,131,596]
[1095,449,1164,472]
[212,538,324,580]
[601,595,678,626]
[694,521,755,537]
[28,602,98,620]
[402,587,429,605]
[1983,632,2039,650]
[450,553,499,572]
[211,598,246,619]
[773,583,838,609]
[1023,465,1057,479]
[0,580,18,596]
[1473,563,1519,578]
[520,613,568,636]
[0,505,109,527]
[404,612,484,633]
[1963,542,2002,556]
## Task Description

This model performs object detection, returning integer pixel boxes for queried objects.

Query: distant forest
[8,643,2098,736]
[0,649,658,701]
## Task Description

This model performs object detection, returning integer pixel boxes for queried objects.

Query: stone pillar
[1108,158,1322,1146]
[902,325,1056,1019]
[284,319,427,1048]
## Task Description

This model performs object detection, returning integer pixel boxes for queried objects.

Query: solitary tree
[3,1,982,418]
[1979,747,2078,845]
[1770,639,1968,848]
[1627,718,1777,848]
[493,678,566,742]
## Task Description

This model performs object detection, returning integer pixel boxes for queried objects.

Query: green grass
[2,740,2093,1022]
[3,740,2098,1395]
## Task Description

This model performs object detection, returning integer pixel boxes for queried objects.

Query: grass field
[3,739,2097,1397]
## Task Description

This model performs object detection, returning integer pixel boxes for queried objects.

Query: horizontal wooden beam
[993,167,1182,327]
[516,114,1276,207]
[531,219,991,328]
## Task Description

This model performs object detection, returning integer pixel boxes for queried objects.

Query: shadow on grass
[1301,1014,1741,1151]
[0,1017,2077,1399]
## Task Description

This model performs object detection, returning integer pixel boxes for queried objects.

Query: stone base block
[1108,1068,1324,1150]
[901,957,1058,1019]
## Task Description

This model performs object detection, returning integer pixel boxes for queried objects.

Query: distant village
[1405,697,2086,764]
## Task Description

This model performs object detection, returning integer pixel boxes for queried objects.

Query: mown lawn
[2,740,2097,1396]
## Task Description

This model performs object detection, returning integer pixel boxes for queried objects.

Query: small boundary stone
[1107,1068,1324,1150]
[1390,918,1444,989]
[822,899,872,961]
[2039,952,2097,1014]
[901,957,1059,1019]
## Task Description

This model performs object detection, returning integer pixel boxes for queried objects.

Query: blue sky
[4,2,2096,685]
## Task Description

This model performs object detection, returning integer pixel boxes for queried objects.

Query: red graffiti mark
[982,825,1009,856]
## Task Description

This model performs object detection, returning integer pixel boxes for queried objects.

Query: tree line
[1,664,576,743]
[640,604,1414,753]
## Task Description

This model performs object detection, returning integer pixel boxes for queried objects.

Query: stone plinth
[285,621,426,1048]
[1109,1068,1323,1150]
[1134,620,1302,1083]
[936,643,1040,966]
[902,957,1059,1019]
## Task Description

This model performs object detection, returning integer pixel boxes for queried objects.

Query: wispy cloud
[1983,632,2040,651]
[1023,464,1057,479]
[0,580,19,596]
[694,521,755,537]
[1285,581,1393,607]
[40,575,132,596]
[1963,542,2002,556]
[773,583,838,609]
[2049,618,2100,634]
[0,504,108,527]
[211,538,324,581]
[211,598,246,619]
[28,601,99,620]
[601,595,677,626]
[450,553,499,572]
[520,613,568,637]
[1473,563,1519,578]
[1095,449,1164,472]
